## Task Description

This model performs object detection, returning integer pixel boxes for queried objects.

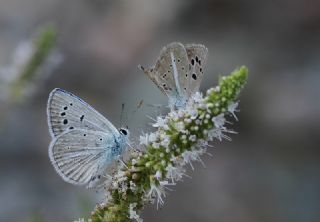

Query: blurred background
[0,0,319,221]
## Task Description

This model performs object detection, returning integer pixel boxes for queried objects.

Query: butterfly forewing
[47,88,119,138]
[185,44,208,95]
[143,42,189,101]
[49,129,115,185]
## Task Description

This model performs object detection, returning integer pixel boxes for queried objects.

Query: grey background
[0,0,319,221]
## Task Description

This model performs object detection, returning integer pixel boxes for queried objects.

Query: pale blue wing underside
[49,129,116,186]
[47,88,119,138]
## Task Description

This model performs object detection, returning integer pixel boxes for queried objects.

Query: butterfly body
[47,88,129,188]
[140,42,208,110]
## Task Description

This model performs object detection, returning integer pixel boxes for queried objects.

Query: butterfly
[47,88,129,188]
[140,42,208,110]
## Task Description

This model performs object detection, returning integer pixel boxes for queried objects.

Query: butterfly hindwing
[185,44,208,95]
[49,129,116,186]
[47,88,119,138]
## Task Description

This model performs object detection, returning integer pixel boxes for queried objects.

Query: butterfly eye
[120,129,128,136]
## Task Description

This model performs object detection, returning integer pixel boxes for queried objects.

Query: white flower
[120,182,128,193]
[228,101,239,120]
[168,111,179,121]
[181,151,196,170]
[152,142,160,148]
[112,181,119,189]
[148,132,158,143]
[206,103,214,108]
[160,135,170,148]
[165,164,185,183]
[146,183,166,208]
[188,108,198,120]
[181,149,206,170]
[208,86,220,94]
[129,203,143,222]
[131,158,137,165]
[155,170,162,180]
[139,134,149,146]
[177,110,185,118]
[198,103,207,109]
[153,116,168,129]
[130,181,137,192]
[198,139,209,147]
[184,118,192,124]
[195,119,201,125]
[73,218,85,222]
[212,113,226,129]
[192,92,203,103]
[208,128,231,141]
[189,135,197,142]
[175,121,185,131]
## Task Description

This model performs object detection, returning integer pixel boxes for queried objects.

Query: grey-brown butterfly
[140,42,208,110]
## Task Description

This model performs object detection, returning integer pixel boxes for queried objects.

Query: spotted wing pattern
[47,88,119,138]
[141,42,208,109]
[141,42,190,108]
[185,44,208,94]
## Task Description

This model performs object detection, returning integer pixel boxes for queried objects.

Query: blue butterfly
[140,42,208,110]
[47,88,129,188]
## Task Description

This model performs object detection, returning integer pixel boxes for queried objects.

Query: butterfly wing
[47,88,119,138]
[49,129,117,186]
[141,42,190,108]
[185,44,208,95]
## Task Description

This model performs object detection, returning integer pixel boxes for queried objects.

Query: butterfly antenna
[125,105,129,127]
[132,99,144,114]
[120,103,125,126]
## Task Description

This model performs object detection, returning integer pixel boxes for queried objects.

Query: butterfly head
[119,127,130,139]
